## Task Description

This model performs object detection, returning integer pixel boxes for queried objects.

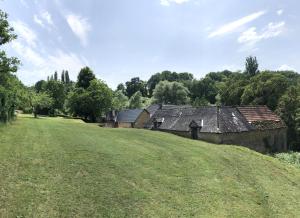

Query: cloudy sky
[2,0,299,88]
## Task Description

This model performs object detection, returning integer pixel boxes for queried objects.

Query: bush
[274,152,300,167]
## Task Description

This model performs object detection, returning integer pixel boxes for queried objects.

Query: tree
[31,92,53,118]
[153,81,190,105]
[61,70,65,83]
[65,70,70,84]
[77,66,96,89]
[45,80,65,113]
[129,91,143,109]
[68,79,113,122]
[125,77,148,98]
[34,80,47,93]
[219,73,248,106]
[147,71,193,96]
[112,90,128,110]
[245,56,259,77]
[190,77,218,104]
[54,71,58,81]
[241,72,288,110]
[0,9,20,123]
[276,86,300,150]
[116,83,126,95]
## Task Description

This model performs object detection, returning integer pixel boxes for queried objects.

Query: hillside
[0,115,299,217]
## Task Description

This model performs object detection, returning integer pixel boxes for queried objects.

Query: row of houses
[105,104,287,153]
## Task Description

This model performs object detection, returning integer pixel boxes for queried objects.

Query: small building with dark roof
[105,109,150,128]
[145,105,287,153]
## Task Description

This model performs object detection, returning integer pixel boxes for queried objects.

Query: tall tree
[65,70,70,84]
[125,77,148,98]
[77,67,96,89]
[54,71,58,81]
[245,56,259,77]
[61,70,65,83]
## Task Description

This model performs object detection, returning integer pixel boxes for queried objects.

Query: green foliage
[68,79,113,121]
[65,70,70,84]
[219,73,248,105]
[153,81,190,105]
[112,90,128,110]
[31,92,54,118]
[61,70,65,83]
[77,66,96,89]
[45,80,66,112]
[125,77,147,98]
[275,152,300,168]
[192,97,209,107]
[54,71,58,81]
[245,56,259,77]
[129,91,143,109]
[34,80,47,93]
[116,83,126,95]
[0,10,17,45]
[241,72,288,110]
[276,86,300,149]
[147,71,193,96]
[0,9,20,123]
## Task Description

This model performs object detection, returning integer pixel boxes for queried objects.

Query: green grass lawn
[0,115,300,217]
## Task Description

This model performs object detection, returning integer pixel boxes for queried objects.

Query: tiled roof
[237,106,281,122]
[117,109,144,123]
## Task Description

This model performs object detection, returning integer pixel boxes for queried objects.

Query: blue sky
[2,0,299,88]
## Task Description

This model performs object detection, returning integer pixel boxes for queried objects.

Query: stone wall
[135,110,150,129]
[118,122,133,128]
[157,128,287,153]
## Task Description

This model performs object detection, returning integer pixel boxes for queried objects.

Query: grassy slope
[0,115,299,217]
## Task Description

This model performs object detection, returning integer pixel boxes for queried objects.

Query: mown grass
[0,115,300,217]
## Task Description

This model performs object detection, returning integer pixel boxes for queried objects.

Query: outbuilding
[106,109,150,128]
[145,105,287,153]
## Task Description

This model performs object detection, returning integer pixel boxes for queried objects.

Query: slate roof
[145,105,285,133]
[117,109,144,123]
[146,104,193,117]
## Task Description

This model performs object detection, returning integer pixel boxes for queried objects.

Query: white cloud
[33,11,54,29]
[278,64,296,71]
[160,0,189,6]
[11,20,37,47]
[11,41,44,66]
[208,11,266,38]
[33,15,44,27]
[11,41,88,83]
[277,9,283,16]
[238,21,285,47]
[40,11,54,25]
[65,14,91,46]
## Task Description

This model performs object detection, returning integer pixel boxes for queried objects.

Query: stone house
[105,109,150,128]
[145,105,287,153]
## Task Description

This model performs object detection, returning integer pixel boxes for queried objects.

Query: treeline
[28,57,300,150]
